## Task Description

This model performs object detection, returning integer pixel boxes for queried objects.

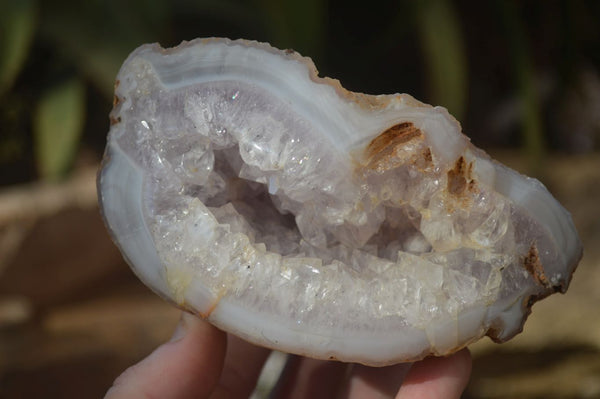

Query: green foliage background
[1,0,599,183]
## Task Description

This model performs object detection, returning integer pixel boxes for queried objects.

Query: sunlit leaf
[34,78,86,181]
[416,0,467,120]
[0,0,37,96]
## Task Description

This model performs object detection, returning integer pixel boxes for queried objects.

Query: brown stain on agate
[196,286,228,319]
[422,147,433,164]
[365,122,428,170]
[447,156,477,196]
[113,80,121,106]
[485,243,564,343]
[367,123,421,156]
[178,294,222,320]
[111,80,122,124]
[523,243,551,288]
[198,300,220,319]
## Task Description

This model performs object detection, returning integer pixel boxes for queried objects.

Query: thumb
[396,348,472,399]
[105,312,227,399]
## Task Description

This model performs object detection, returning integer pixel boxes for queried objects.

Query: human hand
[105,312,472,398]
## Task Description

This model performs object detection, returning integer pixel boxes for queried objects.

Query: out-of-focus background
[1,1,599,397]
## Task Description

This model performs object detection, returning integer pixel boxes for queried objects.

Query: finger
[209,334,272,398]
[270,356,349,399]
[105,311,227,399]
[396,348,472,399]
[342,362,412,399]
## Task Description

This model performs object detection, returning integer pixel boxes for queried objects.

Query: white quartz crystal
[98,38,582,365]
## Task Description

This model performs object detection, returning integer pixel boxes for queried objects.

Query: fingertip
[210,334,271,398]
[105,312,227,399]
[271,356,349,399]
[342,362,412,398]
[396,348,472,399]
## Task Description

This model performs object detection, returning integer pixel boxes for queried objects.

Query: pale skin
[105,312,472,399]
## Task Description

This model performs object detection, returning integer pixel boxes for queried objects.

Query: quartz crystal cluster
[98,38,582,365]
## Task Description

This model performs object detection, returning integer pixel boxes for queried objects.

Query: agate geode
[98,38,582,365]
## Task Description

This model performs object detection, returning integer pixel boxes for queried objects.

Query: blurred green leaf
[495,0,544,172]
[0,0,37,96]
[256,0,325,59]
[40,0,166,98]
[416,0,468,120]
[34,78,85,181]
